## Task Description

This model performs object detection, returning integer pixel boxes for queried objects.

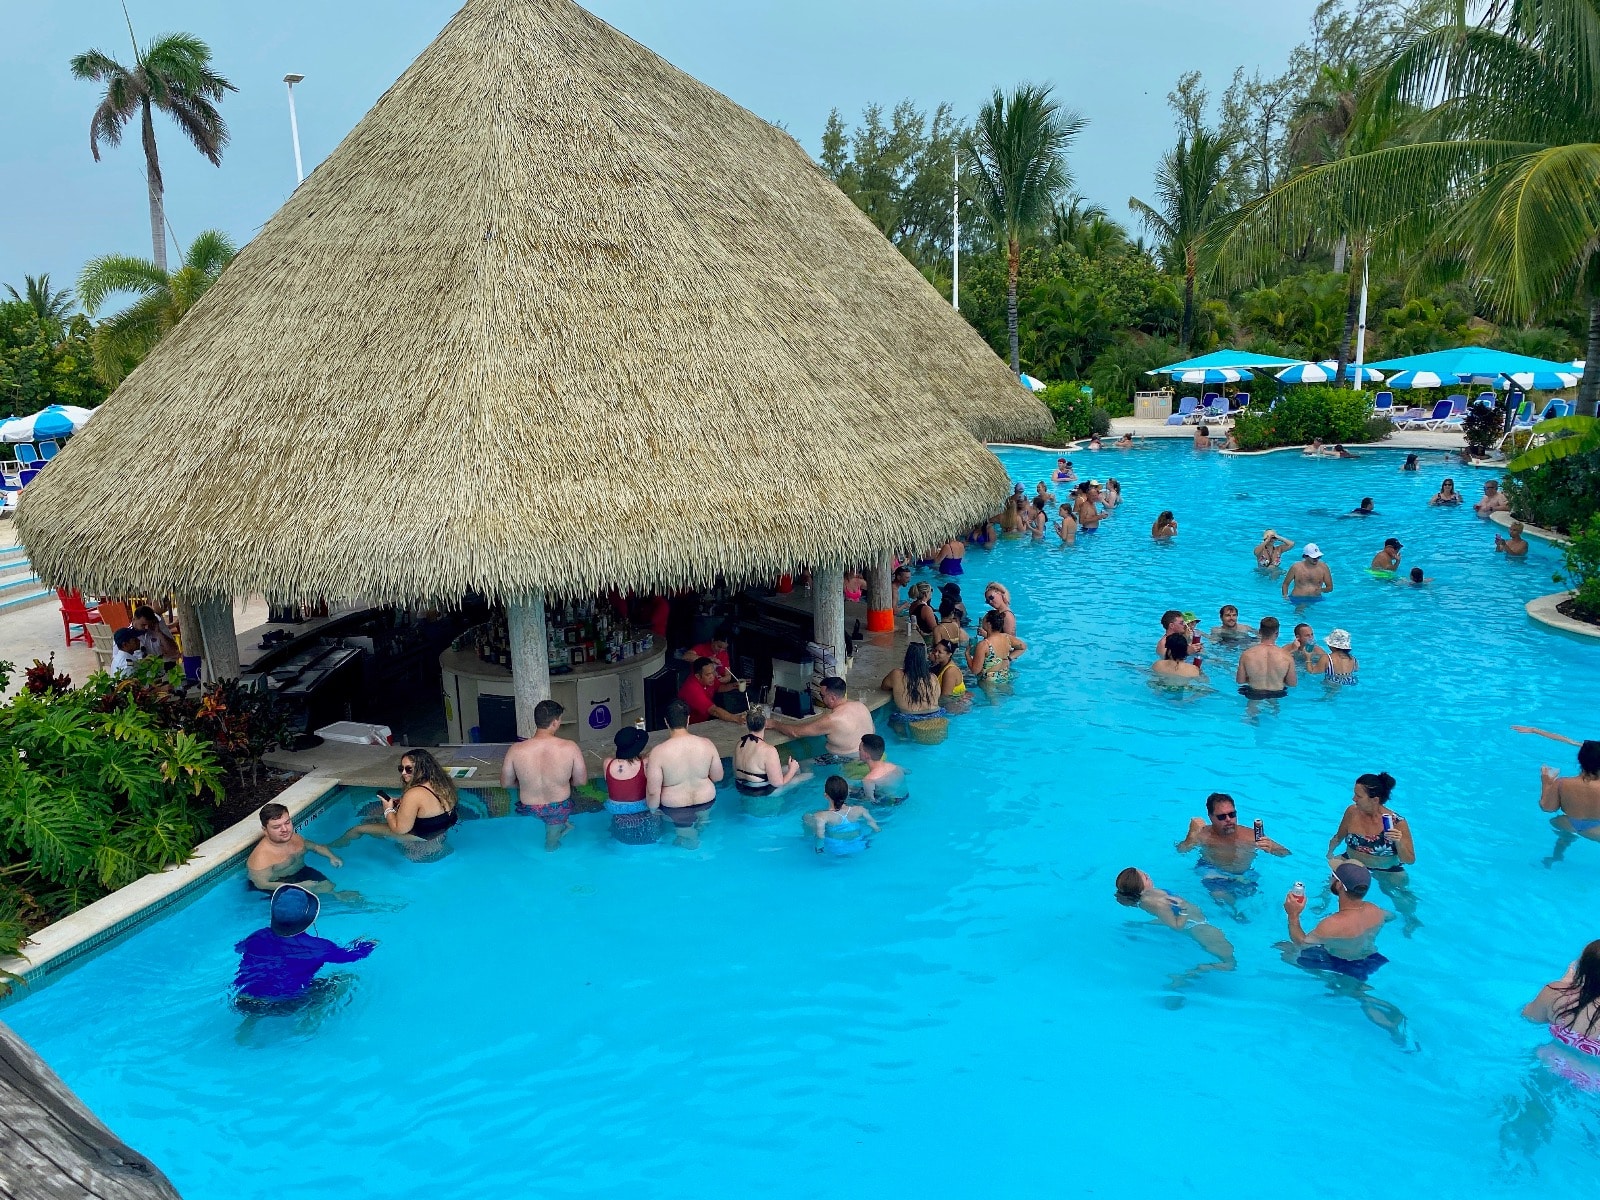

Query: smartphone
[377,790,393,803]
[1253,819,1265,841]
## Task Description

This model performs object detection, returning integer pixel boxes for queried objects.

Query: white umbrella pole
[1354,259,1369,394]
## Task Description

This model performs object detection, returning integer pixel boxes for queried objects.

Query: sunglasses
[398,764,415,775]
[1215,812,1238,821]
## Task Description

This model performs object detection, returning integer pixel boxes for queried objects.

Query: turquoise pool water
[7,442,1600,1198]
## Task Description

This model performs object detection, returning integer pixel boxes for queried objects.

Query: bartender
[677,624,746,714]
[678,658,744,725]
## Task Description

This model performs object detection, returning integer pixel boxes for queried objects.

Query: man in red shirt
[678,658,743,725]
[678,626,746,712]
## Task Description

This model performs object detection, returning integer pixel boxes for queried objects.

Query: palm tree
[77,230,236,386]
[1129,128,1238,351]
[1200,1,1600,415]
[70,31,234,273]
[3,276,75,336]
[962,84,1085,374]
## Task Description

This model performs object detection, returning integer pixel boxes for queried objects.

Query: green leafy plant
[1227,386,1384,450]
[1040,381,1102,442]
[1504,446,1600,534]
[1557,515,1600,617]
[1462,403,1506,457]
[1508,415,1600,470]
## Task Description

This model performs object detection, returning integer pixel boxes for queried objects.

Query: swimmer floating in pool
[1175,792,1290,922]
[231,884,375,1034]
[1114,867,1235,984]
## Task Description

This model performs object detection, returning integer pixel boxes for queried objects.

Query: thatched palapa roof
[19,0,1047,605]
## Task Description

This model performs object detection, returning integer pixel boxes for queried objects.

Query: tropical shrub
[1505,447,1600,534]
[1041,381,1102,442]
[1231,386,1384,450]
[1557,516,1600,617]
[1461,404,1505,457]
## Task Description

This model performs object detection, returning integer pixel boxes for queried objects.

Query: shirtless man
[1495,521,1530,557]
[855,734,908,805]
[1254,529,1294,569]
[1370,537,1403,572]
[1176,791,1291,916]
[647,700,724,846]
[1236,616,1297,700]
[1211,605,1255,643]
[1281,544,1333,603]
[1475,478,1510,516]
[769,676,875,760]
[1290,622,1329,675]
[502,699,587,850]
[1074,481,1102,533]
[1154,609,1203,662]
[246,802,344,895]
[1286,863,1390,977]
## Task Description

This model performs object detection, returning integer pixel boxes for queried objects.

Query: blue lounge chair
[1165,397,1199,426]
[1535,399,1565,422]
[1203,394,1229,421]
[36,440,59,461]
[14,444,40,469]
[1233,392,1251,410]
[1372,391,1395,418]
[1399,399,1452,430]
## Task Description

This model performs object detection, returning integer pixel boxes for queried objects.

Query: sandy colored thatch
[20,0,1044,605]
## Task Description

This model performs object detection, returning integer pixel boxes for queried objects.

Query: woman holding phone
[333,748,459,850]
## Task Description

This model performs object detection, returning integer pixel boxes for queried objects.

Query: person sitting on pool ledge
[854,734,908,805]
[1370,537,1403,573]
[1349,496,1378,516]
[1285,863,1389,979]
[733,707,801,796]
[1281,544,1333,603]
[648,700,723,847]
[1151,510,1178,539]
[1522,940,1600,1086]
[1290,622,1329,675]
[1254,529,1294,569]
[1475,478,1510,516]
[603,726,659,844]
[805,775,881,855]
[1236,616,1297,699]
[1176,792,1291,914]
[1211,605,1255,643]
[927,639,967,703]
[1495,521,1530,557]
[247,803,345,895]
[1113,867,1235,973]
[503,699,587,851]
[768,677,875,762]
[881,642,949,719]
[232,885,376,1018]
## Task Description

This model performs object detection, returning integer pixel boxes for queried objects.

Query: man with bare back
[502,699,587,851]
[647,700,724,847]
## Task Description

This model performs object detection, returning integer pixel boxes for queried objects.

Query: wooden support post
[812,565,846,678]
[866,550,895,632]
[507,591,551,739]
[195,597,241,683]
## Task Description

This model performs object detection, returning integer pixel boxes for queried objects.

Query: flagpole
[952,145,960,310]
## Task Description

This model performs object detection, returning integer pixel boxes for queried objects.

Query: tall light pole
[952,145,960,310]
[1353,256,1369,393]
[283,73,306,185]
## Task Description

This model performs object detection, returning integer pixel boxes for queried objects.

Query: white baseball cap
[1303,543,1323,559]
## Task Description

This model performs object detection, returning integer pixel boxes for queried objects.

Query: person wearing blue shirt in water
[805,775,879,855]
[232,884,376,1018]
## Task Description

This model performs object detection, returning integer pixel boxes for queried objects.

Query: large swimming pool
[7,441,1600,1198]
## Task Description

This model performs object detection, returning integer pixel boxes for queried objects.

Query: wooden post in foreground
[866,551,895,633]
[812,565,846,678]
[194,598,241,683]
[506,591,551,739]
[0,1020,182,1199]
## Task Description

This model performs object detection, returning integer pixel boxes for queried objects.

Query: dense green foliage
[1039,381,1111,443]
[0,298,106,415]
[1505,447,1600,535]
[0,660,290,978]
[1461,403,1504,457]
[1231,386,1391,450]
[1558,516,1600,616]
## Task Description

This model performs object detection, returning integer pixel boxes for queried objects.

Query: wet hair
[1032,496,1046,511]
[1157,510,1174,524]
[259,802,290,827]
[534,699,564,729]
[1293,622,1311,636]
[1219,605,1237,618]
[1356,771,1396,803]
[1361,497,1374,508]
[1404,453,1418,465]
[1578,741,1600,778]
[1196,425,1209,436]
[1409,567,1424,582]
[901,642,938,705]
[983,608,1009,635]
[860,734,885,760]
[1163,632,1191,661]
[825,775,849,808]
[1204,792,1235,815]
[692,656,718,676]
[400,748,457,809]
[1114,867,1145,902]
[113,626,141,650]
[1441,477,1455,488]
[821,676,848,700]
[665,700,691,730]
[745,707,767,733]
[1159,609,1183,630]
[1552,940,1600,1033]
[938,588,963,621]
[1258,616,1279,638]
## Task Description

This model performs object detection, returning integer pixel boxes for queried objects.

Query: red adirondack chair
[56,589,101,647]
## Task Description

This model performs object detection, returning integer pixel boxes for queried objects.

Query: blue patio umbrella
[1382,370,1450,390]
[0,405,94,443]
[1151,349,1306,374]
[1276,360,1387,384]
[1365,346,1575,383]
[1171,367,1253,385]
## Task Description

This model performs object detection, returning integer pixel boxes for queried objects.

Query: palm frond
[1506,413,1600,467]
[76,254,169,314]
[68,48,129,83]
[181,229,237,276]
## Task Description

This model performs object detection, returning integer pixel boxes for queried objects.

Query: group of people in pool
[1151,605,1358,696]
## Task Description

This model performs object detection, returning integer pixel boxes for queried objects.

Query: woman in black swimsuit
[333,749,460,851]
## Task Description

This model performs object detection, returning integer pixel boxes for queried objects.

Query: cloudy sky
[1,0,1315,291]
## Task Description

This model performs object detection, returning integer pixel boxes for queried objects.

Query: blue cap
[270,884,320,936]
